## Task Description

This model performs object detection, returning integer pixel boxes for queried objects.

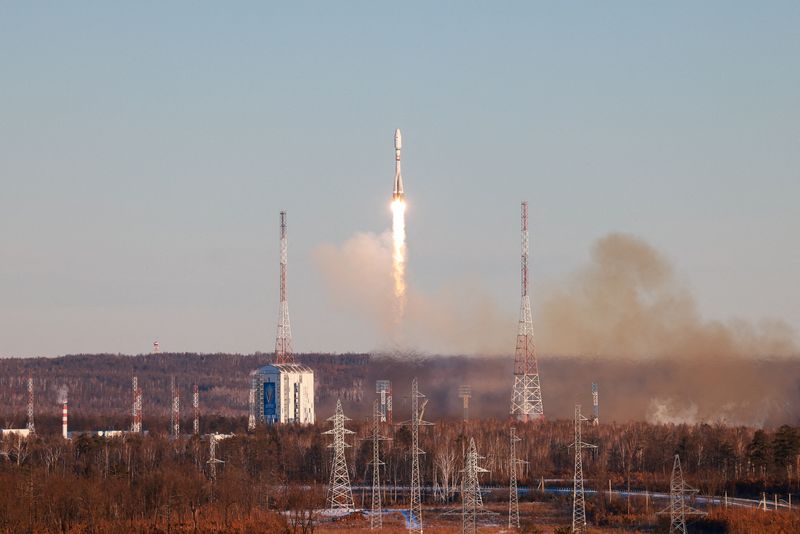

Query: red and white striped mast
[510,201,544,422]
[275,211,294,364]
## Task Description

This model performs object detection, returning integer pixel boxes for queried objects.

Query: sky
[1,2,798,357]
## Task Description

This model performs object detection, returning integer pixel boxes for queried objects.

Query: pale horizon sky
[1,2,798,357]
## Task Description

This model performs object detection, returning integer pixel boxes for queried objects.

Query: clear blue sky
[1,2,798,356]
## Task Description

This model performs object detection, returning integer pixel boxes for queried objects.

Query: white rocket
[392,128,404,201]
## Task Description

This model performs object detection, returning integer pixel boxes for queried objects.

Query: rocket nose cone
[394,128,402,150]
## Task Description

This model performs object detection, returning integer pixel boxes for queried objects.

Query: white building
[251,363,315,424]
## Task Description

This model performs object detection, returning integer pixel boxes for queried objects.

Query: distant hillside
[1,352,799,434]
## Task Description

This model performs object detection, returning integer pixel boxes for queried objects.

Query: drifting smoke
[536,233,797,360]
[390,199,407,323]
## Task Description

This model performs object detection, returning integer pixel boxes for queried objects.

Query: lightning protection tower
[508,427,526,529]
[275,210,294,364]
[658,454,705,534]
[26,376,35,433]
[248,375,256,431]
[131,376,142,433]
[170,376,180,439]
[368,399,391,529]
[458,385,472,422]
[592,383,599,426]
[324,399,355,512]
[193,384,200,435]
[462,437,490,534]
[510,201,544,422]
[570,404,597,533]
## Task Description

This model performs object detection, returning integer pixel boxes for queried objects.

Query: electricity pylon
[401,378,433,533]
[324,399,355,511]
[462,437,490,534]
[658,454,706,533]
[367,399,391,529]
[509,427,527,529]
[570,404,596,533]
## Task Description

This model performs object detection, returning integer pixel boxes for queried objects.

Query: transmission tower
[592,383,599,426]
[131,376,143,433]
[170,376,180,439]
[658,454,706,533]
[193,384,200,435]
[458,385,472,422]
[510,201,544,422]
[324,399,355,511]
[275,210,294,364]
[376,380,392,423]
[404,378,433,533]
[570,404,597,533]
[461,437,490,534]
[367,399,391,529]
[26,376,35,433]
[509,427,526,529]
[207,434,230,482]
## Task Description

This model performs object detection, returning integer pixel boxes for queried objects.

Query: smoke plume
[536,233,797,359]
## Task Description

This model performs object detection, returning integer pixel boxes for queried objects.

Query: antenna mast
[510,201,544,421]
[275,211,294,364]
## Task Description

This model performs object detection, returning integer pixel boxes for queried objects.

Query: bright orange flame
[391,199,407,321]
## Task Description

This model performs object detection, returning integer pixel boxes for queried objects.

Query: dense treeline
[1,418,799,532]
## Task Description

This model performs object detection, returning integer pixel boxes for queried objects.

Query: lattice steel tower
[462,437,489,534]
[131,376,142,433]
[26,376,35,433]
[571,404,596,533]
[408,378,432,533]
[510,201,544,421]
[368,400,391,529]
[170,376,180,439]
[458,385,472,422]
[275,210,294,364]
[193,383,200,435]
[324,399,355,511]
[658,454,705,534]
[508,427,524,529]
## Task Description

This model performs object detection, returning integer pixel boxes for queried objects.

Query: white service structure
[251,363,315,424]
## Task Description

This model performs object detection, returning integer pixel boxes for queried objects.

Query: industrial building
[251,363,315,425]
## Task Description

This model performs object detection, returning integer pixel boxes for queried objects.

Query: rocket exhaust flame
[391,199,407,319]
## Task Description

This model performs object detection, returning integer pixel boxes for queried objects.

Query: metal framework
[462,437,490,534]
[171,376,180,439]
[193,384,200,435]
[458,385,472,422]
[26,376,35,433]
[368,400,391,529]
[571,404,596,533]
[207,434,226,482]
[592,383,599,426]
[324,399,355,511]
[406,378,433,533]
[509,427,525,529]
[658,454,705,533]
[152,340,160,354]
[131,376,142,433]
[376,380,392,424]
[275,211,294,364]
[510,201,544,422]
[247,376,256,431]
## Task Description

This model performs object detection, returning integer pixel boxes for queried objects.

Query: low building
[251,363,315,424]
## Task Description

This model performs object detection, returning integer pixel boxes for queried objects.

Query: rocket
[392,128,404,201]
